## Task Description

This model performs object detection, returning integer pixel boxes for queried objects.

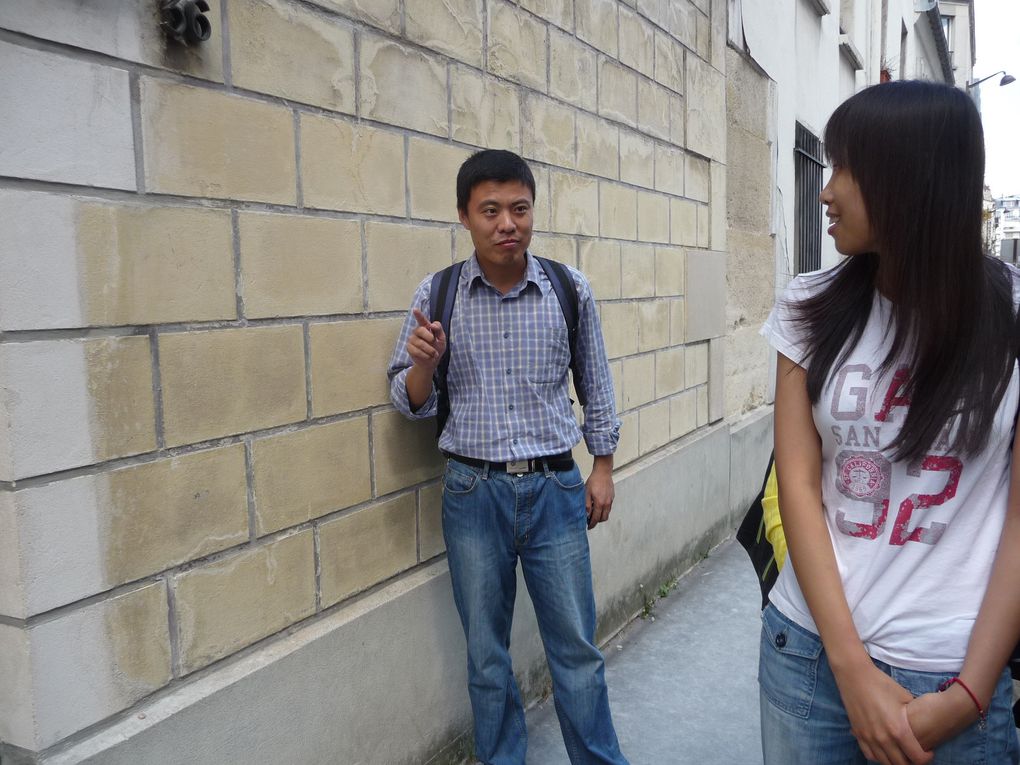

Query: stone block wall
[0,0,731,759]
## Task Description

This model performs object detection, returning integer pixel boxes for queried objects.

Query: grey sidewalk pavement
[525,539,765,765]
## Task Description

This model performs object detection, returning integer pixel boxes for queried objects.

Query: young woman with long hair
[759,80,1020,764]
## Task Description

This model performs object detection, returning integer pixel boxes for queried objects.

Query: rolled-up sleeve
[387,277,438,420]
[573,274,621,455]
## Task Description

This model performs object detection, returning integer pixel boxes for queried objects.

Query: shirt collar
[461,252,550,296]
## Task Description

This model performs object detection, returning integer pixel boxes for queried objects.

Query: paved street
[525,540,765,764]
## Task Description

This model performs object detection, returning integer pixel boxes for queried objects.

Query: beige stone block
[160,326,306,447]
[615,411,640,465]
[710,161,727,250]
[532,165,552,233]
[696,8,711,59]
[2,447,247,617]
[697,384,709,426]
[621,243,655,298]
[655,347,685,397]
[141,79,295,204]
[691,0,709,12]
[697,204,711,248]
[685,155,711,202]
[576,113,619,179]
[0,495,20,617]
[598,59,637,127]
[686,55,727,162]
[488,2,548,91]
[670,92,686,147]
[654,30,685,94]
[622,354,655,408]
[725,326,770,418]
[532,234,577,267]
[685,341,709,386]
[550,172,599,236]
[599,183,638,240]
[670,388,697,438]
[550,29,597,112]
[306,0,400,32]
[636,0,665,26]
[600,302,640,359]
[670,198,698,246]
[406,0,484,67]
[360,35,448,137]
[252,419,371,535]
[655,246,686,296]
[639,400,671,454]
[366,223,453,312]
[455,227,476,262]
[620,130,655,189]
[665,0,698,49]
[576,0,618,56]
[419,483,445,560]
[708,337,725,423]
[638,299,671,352]
[524,95,575,168]
[620,7,655,77]
[0,337,156,481]
[0,583,171,751]
[578,240,621,300]
[229,0,355,112]
[0,3,222,83]
[373,410,445,495]
[451,67,521,151]
[711,0,727,72]
[310,318,403,416]
[670,298,686,344]
[726,128,771,233]
[301,115,405,216]
[77,202,236,326]
[175,531,315,674]
[320,495,417,606]
[685,250,727,341]
[654,145,685,196]
[521,0,573,29]
[409,139,472,224]
[240,212,362,319]
[637,191,670,244]
[637,79,672,142]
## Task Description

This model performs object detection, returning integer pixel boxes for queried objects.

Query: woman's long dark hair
[794,80,1016,462]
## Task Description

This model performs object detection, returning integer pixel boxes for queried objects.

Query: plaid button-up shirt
[387,253,620,462]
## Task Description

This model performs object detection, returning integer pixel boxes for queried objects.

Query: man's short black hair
[456,149,536,212]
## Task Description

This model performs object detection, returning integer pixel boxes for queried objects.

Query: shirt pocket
[758,604,823,719]
[526,325,570,385]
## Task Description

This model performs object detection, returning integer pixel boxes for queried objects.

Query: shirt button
[513,438,518,444]
[503,332,510,339]
[508,404,514,410]
[506,368,511,375]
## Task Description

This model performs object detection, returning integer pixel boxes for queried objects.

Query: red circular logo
[841,457,882,498]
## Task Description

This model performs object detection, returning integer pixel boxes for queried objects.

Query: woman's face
[819,165,877,256]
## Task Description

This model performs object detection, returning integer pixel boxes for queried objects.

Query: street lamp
[966,71,1016,89]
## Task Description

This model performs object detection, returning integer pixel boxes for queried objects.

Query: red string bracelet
[937,677,987,724]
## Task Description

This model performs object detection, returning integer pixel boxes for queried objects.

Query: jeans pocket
[759,605,823,719]
[443,462,479,495]
[550,464,583,490]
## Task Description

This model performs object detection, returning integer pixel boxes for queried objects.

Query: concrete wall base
[23,413,773,765]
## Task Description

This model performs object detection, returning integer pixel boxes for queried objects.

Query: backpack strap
[536,256,587,406]
[429,261,464,439]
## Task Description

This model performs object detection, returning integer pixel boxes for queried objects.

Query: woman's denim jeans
[442,459,628,765]
[759,603,1020,764]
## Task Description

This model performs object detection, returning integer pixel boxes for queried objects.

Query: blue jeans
[442,459,628,765]
[759,604,1020,764]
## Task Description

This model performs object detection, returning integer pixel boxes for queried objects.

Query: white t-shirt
[760,264,1020,671]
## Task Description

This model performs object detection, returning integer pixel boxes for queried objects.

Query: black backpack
[428,257,585,438]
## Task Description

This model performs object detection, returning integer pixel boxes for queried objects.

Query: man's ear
[457,207,469,228]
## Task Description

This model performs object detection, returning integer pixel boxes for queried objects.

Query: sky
[974,0,1020,197]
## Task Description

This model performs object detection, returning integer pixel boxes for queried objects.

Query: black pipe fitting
[160,0,211,45]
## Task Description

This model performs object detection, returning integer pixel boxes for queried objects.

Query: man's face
[458,180,534,273]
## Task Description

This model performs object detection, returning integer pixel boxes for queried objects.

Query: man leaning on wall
[386,149,628,765]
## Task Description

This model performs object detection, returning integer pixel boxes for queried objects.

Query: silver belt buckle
[506,459,528,475]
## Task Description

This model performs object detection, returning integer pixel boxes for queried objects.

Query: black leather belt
[446,451,574,474]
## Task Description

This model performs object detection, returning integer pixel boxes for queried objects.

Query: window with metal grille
[795,123,824,274]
